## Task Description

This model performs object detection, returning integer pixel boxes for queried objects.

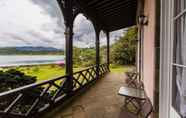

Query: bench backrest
[127,77,144,89]
[141,98,153,118]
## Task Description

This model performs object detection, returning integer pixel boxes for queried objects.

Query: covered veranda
[44,73,128,118]
[0,0,142,118]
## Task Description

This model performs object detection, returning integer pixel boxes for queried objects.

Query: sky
[0,0,125,49]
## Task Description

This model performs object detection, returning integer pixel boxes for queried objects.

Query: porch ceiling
[76,0,138,32]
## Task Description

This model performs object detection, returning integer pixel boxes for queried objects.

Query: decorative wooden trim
[0,64,109,117]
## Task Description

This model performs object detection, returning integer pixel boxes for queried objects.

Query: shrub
[0,69,47,114]
[111,26,137,65]
[0,69,37,92]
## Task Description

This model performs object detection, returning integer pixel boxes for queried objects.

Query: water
[0,55,65,67]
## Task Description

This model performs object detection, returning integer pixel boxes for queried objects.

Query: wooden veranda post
[62,0,74,94]
[106,31,110,69]
[136,0,145,80]
[95,28,100,79]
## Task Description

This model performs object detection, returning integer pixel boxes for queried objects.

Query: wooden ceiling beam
[76,0,107,30]
[87,0,100,6]
[102,10,136,20]
[89,0,113,7]
[106,22,135,32]
[100,2,137,16]
[95,0,131,10]
[75,0,137,31]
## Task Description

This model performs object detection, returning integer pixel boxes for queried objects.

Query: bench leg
[124,97,133,107]
[124,97,144,115]
[135,99,146,115]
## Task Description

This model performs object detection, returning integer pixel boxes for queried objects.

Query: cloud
[0,0,65,49]
[73,14,125,48]
[0,0,124,50]
[73,14,95,47]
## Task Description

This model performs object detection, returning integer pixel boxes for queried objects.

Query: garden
[0,26,137,92]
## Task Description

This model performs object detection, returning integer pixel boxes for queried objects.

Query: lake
[0,55,65,67]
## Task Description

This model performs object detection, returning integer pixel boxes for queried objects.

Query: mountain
[0,46,64,55]
[15,46,62,52]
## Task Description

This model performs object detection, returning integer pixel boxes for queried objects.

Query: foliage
[111,26,137,65]
[0,69,36,92]
[73,47,96,67]
[15,65,65,82]
[100,46,107,64]
[73,26,137,67]
[0,69,48,113]
[73,46,108,67]
[110,64,135,73]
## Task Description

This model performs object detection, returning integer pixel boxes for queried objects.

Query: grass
[13,65,65,82]
[0,64,134,82]
[110,64,134,73]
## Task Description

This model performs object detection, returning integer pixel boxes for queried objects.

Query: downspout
[136,0,145,81]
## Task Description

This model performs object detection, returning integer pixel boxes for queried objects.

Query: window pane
[172,0,186,116]
[175,0,186,16]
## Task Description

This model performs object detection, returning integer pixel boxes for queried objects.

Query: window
[172,0,186,117]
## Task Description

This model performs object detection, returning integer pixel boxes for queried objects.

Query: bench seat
[118,86,146,100]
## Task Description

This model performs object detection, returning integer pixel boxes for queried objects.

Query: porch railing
[0,64,109,118]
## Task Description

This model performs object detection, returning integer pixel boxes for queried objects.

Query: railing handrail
[73,64,107,74]
[0,63,109,118]
[0,76,67,97]
[0,64,107,97]
[73,64,97,74]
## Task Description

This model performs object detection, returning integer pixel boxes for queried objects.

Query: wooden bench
[118,87,153,117]
[123,72,144,113]
[118,86,146,100]
[118,71,153,117]
[118,97,153,118]
[125,72,144,89]
[118,86,146,114]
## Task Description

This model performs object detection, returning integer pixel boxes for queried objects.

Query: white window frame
[160,0,175,117]
[160,0,186,117]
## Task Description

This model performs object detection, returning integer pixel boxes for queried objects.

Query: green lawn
[10,65,84,82]
[15,65,65,82]
[110,64,134,73]
[0,64,134,82]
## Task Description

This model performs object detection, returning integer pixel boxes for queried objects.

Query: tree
[111,26,137,65]
[0,69,37,92]
[73,47,96,67]
[73,26,138,67]
[0,69,46,113]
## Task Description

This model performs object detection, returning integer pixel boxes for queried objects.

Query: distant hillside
[0,47,64,55]
[15,46,61,51]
